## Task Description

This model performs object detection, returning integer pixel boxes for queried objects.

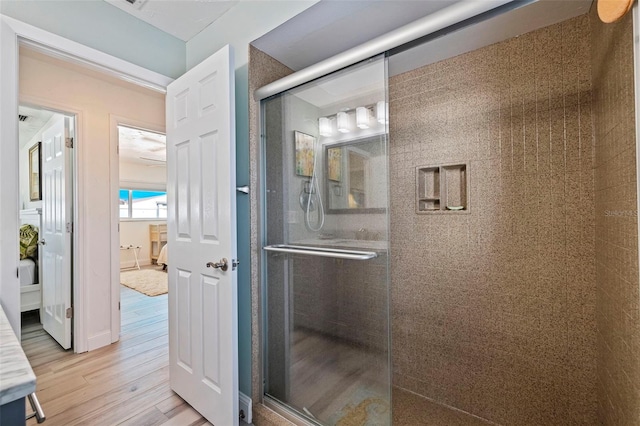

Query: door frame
[0,14,172,349]
[109,115,166,343]
[20,96,78,349]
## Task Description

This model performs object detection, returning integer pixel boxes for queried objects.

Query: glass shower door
[261,55,391,425]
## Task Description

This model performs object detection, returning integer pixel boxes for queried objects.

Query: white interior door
[166,45,238,426]
[41,115,72,349]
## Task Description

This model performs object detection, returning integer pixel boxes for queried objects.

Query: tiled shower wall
[389,15,598,425]
[591,10,640,425]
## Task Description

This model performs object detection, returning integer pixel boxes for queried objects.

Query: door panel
[41,115,72,350]
[167,45,237,426]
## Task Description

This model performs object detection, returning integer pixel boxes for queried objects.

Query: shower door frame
[256,55,393,425]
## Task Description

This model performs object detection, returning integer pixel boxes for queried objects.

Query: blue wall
[0,0,185,78]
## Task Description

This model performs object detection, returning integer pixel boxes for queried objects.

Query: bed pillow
[19,224,39,260]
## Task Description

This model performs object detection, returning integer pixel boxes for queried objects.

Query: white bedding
[19,259,37,286]
[157,244,168,266]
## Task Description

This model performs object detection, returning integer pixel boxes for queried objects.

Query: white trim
[1,13,21,337]
[0,14,172,351]
[110,114,166,343]
[4,15,172,93]
[633,4,640,311]
[239,392,252,424]
[120,259,152,269]
[20,94,85,353]
[87,330,113,352]
[119,181,167,192]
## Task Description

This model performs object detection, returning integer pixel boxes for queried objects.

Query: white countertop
[0,306,36,405]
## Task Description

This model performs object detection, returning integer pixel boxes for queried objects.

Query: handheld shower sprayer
[301,139,325,232]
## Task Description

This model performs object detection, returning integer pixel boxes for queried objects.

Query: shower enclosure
[260,55,391,425]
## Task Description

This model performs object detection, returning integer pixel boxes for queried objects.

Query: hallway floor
[21,283,215,426]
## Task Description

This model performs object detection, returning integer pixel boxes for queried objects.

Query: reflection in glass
[325,137,386,213]
[261,55,390,425]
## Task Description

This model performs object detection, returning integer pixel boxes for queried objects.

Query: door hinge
[66,222,73,233]
[118,302,121,311]
[65,137,73,148]
[66,307,73,319]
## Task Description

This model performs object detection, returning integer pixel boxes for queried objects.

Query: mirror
[324,136,386,213]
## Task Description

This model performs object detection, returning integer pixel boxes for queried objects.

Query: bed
[157,244,168,270]
[19,209,42,315]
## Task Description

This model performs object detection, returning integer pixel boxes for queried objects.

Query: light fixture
[337,111,350,133]
[376,101,388,125]
[318,117,332,137]
[356,107,370,129]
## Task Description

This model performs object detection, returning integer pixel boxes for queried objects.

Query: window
[119,189,167,219]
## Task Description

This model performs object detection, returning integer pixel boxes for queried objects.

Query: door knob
[206,258,228,272]
[38,239,46,246]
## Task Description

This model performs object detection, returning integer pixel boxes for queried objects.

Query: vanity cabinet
[0,306,36,426]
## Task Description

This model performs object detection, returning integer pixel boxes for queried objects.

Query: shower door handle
[263,244,377,260]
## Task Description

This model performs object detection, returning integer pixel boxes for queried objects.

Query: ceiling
[17,108,165,166]
[118,126,166,166]
[104,0,239,41]
[252,0,593,76]
[252,0,459,72]
[18,106,55,148]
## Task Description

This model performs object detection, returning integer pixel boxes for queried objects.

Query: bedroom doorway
[116,124,168,335]
[18,104,75,351]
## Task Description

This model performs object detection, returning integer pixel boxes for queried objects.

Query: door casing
[0,14,171,350]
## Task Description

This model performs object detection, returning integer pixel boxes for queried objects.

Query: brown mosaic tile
[390,14,598,426]
[591,8,640,425]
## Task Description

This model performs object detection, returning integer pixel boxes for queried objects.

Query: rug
[120,269,168,296]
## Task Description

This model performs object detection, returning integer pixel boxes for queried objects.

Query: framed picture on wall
[29,142,42,201]
[294,131,315,177]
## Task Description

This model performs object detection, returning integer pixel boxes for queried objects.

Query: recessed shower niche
[416,163,468,213]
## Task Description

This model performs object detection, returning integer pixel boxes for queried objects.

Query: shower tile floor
[287,329,492,426]
[393,387,493,426]
[289,329,493,426]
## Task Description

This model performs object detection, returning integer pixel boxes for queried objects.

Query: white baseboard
[239,392,252,424]
[87,330,112,351]
[119,259,152,269]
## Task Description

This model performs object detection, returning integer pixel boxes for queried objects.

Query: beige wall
[591,10,640,425]
[119,221,165,269]
[390,15,597,425]
[19,47,165,350]
[119,161,166,189]
[19,113,66,210]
